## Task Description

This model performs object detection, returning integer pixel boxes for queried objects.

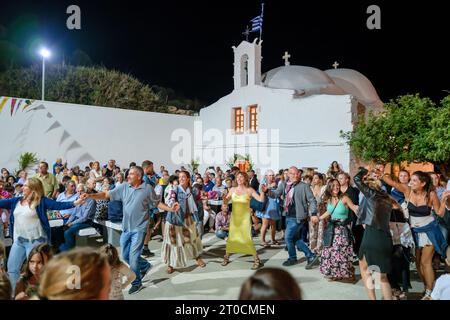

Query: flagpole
[260,2,264,41]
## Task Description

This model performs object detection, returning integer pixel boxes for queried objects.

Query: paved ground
[119,232,446,300]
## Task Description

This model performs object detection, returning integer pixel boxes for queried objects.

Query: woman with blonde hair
[37,247,110,300]
[0,177,86,293]
[221,171,267,269]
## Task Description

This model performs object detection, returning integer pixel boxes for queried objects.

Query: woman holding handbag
[319,179,358,282]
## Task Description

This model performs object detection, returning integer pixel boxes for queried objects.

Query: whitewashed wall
[198,86,353,175]
[0,97,194,173]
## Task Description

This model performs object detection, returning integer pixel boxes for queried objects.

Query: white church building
[0,39,383,175]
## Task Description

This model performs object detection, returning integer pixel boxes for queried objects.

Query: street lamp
[39,48,51,101]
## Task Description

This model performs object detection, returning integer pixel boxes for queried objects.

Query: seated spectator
[212,177,226,199]
[215,204,230,240]
[1,169,10,183]
[202,200,216,232]
[16,170,27,185]
[55,180,79,222]
[100,244,135,300]
[7,176,16,186]
[239,267,302,300]
[54,166,64,184]
[36,247,110,300]
[14,184,23,197]
[115,172,125,186]
[59,184,96,252]
[15,244,51,300]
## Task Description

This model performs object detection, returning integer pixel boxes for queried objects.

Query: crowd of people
[0,158,449,300]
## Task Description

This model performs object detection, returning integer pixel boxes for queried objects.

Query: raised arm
[432,191,445,217]
[251,186,266,203]
[381,173,409,194]
[223,187,234,205]
[353,167,376,199]
[267,181,284,199]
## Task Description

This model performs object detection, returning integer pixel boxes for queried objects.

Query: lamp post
[39,48,51,101]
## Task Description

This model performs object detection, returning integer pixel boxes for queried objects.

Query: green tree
[341,94,450,178]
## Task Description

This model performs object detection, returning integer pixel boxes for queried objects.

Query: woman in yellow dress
[221,172,267,270]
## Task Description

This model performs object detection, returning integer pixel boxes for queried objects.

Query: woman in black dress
[353,167,400,300]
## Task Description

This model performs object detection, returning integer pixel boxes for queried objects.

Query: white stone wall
[0,97,194,173]
[197,86,353,175]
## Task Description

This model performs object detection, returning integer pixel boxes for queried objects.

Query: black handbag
[322,203,339,247]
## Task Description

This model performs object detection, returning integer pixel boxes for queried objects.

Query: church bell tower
[232,38,262,90]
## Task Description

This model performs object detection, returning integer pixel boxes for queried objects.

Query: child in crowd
[15,244,51,300]
[431,247,450,300]
[0,270,12,300]
[100,244,135,300]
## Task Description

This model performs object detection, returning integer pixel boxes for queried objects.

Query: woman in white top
[89,161,104,192]
[0,177,85,293]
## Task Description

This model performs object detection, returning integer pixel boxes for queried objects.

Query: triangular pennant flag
[22,100,35,112]
[66,140,82,152]
[74,152,95,164]
[14,100,23,115]
[10,98,17,116]
[59,130,70,145]
[45,121,61,133]
[26,104,45,113]
[0,97,8,113]
[46,112,53,118]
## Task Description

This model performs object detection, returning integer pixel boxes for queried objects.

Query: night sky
[1,0,449,106]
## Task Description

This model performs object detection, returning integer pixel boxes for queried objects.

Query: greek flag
[250,15,263,32]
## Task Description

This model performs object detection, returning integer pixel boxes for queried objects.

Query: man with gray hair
[59,183,96,252]
[268,166,320,269]
[87,166,179,295]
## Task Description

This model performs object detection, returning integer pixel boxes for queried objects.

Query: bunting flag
[59,130,70,145]
[10,98,17,116]
[14,100,23,115]
[66,140,82,152]
[44,121,61,133]
[74,152,94,164]
[26,104,45,113]
[22,99,35,112]
[46,112,53,118]
[0,97,8,113]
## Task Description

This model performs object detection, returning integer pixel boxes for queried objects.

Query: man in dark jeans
[268,166,320,269]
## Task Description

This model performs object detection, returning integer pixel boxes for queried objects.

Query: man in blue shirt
[87,166,179,295]
[203,173,214,192]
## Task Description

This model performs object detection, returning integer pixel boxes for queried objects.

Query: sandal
[251,257,264,270]
[262,242,271,248]
[271,240,280,245]
[196,258,206,268]
[221,255,230,266]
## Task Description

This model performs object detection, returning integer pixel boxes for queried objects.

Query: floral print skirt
[319,225,354,279]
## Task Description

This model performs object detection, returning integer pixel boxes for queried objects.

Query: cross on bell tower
[282,51,291,66]
[332,61,340,69]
